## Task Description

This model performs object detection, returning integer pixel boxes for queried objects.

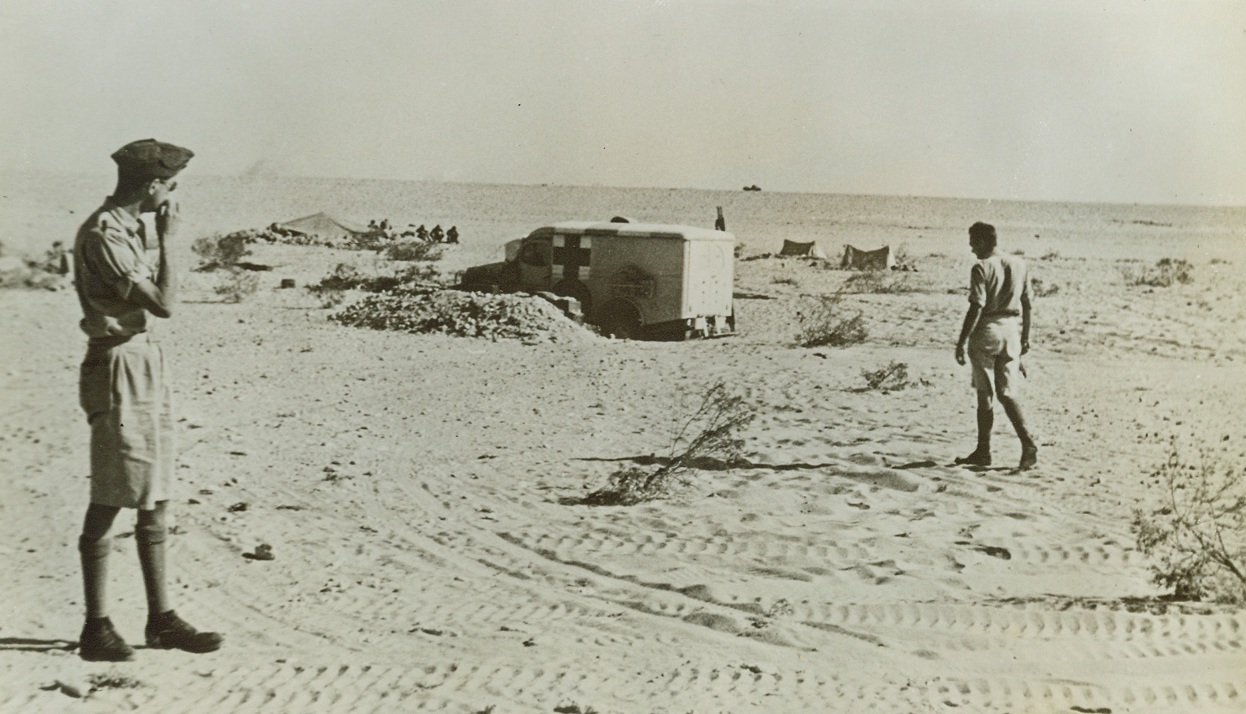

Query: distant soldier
[430,224,444,243]
[954,222,1038,470]
[714,206,726,232]
[416,224,429,242]
[48,240,71,274]
[446,226,459,244]
[72,139,223,661]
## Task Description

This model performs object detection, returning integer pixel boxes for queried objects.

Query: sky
[2,0,1244,205]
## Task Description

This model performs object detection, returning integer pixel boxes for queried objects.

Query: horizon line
[3,168,1243,211]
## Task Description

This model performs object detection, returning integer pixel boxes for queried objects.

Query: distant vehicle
[743,184,762,192]
[460,221,736,340]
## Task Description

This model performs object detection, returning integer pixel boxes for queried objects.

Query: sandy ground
[2,213,1245,713]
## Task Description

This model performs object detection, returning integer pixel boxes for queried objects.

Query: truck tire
[600,300,641,340]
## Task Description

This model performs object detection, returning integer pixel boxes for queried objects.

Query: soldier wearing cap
[72,139,222,661]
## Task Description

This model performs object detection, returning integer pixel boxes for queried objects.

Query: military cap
[111,139,194,179]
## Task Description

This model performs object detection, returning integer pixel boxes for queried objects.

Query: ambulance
[461,220,736,340]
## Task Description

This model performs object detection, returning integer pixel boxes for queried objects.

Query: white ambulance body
[471,221,736,340]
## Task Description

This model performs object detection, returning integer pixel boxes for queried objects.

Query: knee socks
[976,407,994,453]
[135,523,170,620]
[78,535,112,620]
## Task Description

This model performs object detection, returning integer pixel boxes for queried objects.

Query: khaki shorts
[79,334,174,509]
[968,316,1023,399]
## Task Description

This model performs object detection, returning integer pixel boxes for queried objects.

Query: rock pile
[330,288,592,343]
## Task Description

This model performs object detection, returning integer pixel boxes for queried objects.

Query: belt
[87,331,151,348]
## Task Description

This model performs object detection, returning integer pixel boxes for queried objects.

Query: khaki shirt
[73,200,154,339]
[969,252,1030,317]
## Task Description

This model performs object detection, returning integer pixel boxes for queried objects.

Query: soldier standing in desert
[954,221,1039,471]
[72,139,223,661]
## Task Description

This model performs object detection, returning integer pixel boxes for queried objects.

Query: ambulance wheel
[552,279,592,318]
[601,301,641,340]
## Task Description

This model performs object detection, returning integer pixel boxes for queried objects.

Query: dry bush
[580,381,755,506]
[192,232,251,270]
[1131,439,1246,603]
[1031,277,1060,298]
[1121,258,1194,287]
[861,361,915,392]
[844,271,914,294]
[796,295,867,348]
[87,672,145,690]
[213,268,260,303]
[383,240,443,262]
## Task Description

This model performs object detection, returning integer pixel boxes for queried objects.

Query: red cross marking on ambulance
[552,235,591,280]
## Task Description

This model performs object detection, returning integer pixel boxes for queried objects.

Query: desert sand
[1,174,1244,713]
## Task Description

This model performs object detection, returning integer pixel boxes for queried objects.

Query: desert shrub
[1041,250,1061,261]
[87,672,144,690]
[213,268,260,303]
[1031,278,1060,298]
[772,275,798,286]
[844,271,914,294]
[1121,258,1194,287]
[397,262,441,284]
[317,290,347,309]
[580,381,755,506]
[796,295,868,348]
[346,231,393,251]
[192,232,251,270]
[1131,439,1246,604]
[308,263,372,308]
[383,240,443,262]
[861,361,914,392]
[310,263,366,292]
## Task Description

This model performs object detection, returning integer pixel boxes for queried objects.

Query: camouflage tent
[840,245,894,271]
[275,212,374,239]
[778,240,827,259]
